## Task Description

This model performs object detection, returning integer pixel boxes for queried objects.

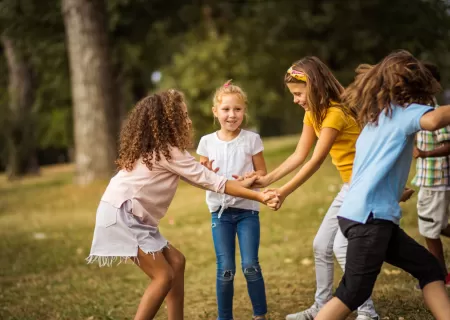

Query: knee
[242,262,263,282]
[313,236,332,257]
[217,269,236,282]
[171,251,186,275]
[335,279,373,311]
[155,267,175,289]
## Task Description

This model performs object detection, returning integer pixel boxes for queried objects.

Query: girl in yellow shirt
[254,57,379,320]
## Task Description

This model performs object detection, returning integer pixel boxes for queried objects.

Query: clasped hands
[200,159,283,211]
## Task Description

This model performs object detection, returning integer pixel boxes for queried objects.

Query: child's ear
[212,106,217,117]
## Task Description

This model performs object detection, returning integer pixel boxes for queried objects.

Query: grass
[0,135,449,320]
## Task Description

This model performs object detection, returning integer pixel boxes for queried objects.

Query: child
[197,80,268,320]
[253,57,379,320]
[314,50,450,320]
[86,89,278,320]
[412,62,450,287]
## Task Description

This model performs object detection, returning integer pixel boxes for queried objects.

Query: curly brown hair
[342,50,441,127]
[116,89,192,171]
[284,56,356,127]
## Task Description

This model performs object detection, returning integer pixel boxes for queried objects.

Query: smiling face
[213,93,245,133]
[286,82,309,111]
[213,94,245,132]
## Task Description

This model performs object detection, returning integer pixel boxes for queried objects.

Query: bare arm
[224,179,265,203]
[252,151,267,176]
[414,141,450,158]
[420,105,450,131]
[279,128,339,197]
[257,124,316,187]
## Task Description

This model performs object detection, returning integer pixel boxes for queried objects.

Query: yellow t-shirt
[304,106,360,183]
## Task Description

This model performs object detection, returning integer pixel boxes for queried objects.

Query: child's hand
[263,188,284,210]
[238,175,258,188]
[413,147,426,159]
[232,171,257,181]
[200,159,220,173]
[400,188,415,202]
[261,190,280,210]
[252,175,270,188]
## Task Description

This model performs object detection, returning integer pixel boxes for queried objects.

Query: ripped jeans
[211,208,267,319]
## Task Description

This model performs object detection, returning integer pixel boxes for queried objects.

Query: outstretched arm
[265,128,339,210]
[414,141,450,158]
[279,127,338,197]
[420,105,450,131]
[254,124,316,187]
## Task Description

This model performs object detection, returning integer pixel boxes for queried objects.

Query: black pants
[335,215,445,311]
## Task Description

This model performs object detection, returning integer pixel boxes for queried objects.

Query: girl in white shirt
[197,80,268,320]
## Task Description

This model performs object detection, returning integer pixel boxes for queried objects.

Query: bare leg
[422,281,450,320]
[425,237,448,272]
[314,297,351,320]
[133,248,174,320]
[163,245,186,320]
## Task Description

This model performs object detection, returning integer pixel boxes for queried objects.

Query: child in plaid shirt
[412,62,450,287]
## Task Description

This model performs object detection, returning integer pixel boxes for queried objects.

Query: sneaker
[286,304,319,320]
[356,312,379,320]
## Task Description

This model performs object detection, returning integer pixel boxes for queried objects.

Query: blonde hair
[212,80,249,126]
[213,79,248,107]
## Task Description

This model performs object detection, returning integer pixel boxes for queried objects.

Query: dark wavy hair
[342,50,441,126]
[116,89,192,171]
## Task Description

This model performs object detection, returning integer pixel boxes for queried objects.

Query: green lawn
[0,135,448,319]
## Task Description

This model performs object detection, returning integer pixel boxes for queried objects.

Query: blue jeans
[211,208,267,320]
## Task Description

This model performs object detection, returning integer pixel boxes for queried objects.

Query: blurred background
[0,0,449,183]
[1,1,450,319]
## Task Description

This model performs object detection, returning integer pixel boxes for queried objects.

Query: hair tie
[223,79,232,88]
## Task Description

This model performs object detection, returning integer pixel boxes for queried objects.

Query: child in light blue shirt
[315,50,450,320]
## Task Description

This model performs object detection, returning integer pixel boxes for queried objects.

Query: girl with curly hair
[86,89,279,320]
[315,50,450,320]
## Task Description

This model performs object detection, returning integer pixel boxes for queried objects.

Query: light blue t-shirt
[338,103,433,225]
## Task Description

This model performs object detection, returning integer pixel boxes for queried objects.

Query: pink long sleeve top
[101,147,227,227]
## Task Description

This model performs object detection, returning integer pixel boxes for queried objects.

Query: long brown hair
[342,50,441,127]
[284,56,355,127]
[116,89,192,171]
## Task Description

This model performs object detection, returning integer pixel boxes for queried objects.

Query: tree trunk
[61,0,119,185]
[1,35,39,180]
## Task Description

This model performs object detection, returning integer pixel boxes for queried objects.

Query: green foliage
[0,0,450,159]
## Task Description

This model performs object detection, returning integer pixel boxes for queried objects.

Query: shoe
[286,304,319,320]
[356,312,379,320]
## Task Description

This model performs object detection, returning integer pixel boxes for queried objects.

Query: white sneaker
[285,304,319,320]
[356,312,379,320]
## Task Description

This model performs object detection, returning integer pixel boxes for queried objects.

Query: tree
[1,34,39,179]
[61,0,119,184]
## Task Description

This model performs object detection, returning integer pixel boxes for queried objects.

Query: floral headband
[287,66,307,82]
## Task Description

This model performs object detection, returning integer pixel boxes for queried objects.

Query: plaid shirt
[411,124,450,187]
